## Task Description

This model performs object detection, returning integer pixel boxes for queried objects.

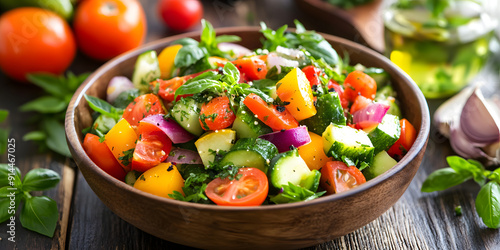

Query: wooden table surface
[1,0,500,249]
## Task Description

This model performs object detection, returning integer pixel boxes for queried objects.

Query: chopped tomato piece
[350,95,372,114]
[199,96,236,131]
[388,119,417,160]
[122,94,165,127]
[320,161,366,194]
[343,71,377,102]
[327,80,348,109]
[205,168,269,206]
[302,65,322,87]
[83,133,126,181]
[150,77,192,102]
[243,93,298,131]
[232,56,267,80]
[131,122,172,172]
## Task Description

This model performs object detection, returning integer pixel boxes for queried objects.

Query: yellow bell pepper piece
[276,68,317,121]
[134,163,185,199]
[298,132,332,171]
[104,118,138,171]
[158,44,182,79]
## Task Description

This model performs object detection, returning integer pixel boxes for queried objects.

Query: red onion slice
[141,114,195,144]
[352,102,390,129]
[460,88,500,145]
[166,148,202,165]
[106,76,134,103]
[259,126,311,153]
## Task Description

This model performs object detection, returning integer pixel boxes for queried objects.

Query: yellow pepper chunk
[104,118,138,171]
[276,68,317,121]
[158,44,182,79]
[134,163,185,199]
[298,132,332,171]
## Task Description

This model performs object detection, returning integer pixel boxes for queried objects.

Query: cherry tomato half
[122,94,165,127]
[388,118,417,160]
[343,71,377,102]
[320,161,366,194]
[131,122,172,172]
[83,133,126,181]
[158,0,203,31]
[199,96,235,131]
[205,168,269,206]
[0,7,76,82]
[74,0,146,61]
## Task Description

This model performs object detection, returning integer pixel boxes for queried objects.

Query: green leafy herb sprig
[20,72,89,158]
[0,110,9,154]
[0,164,61,237]
[325,0,374,9]
[260,20,339,66]
[270,182,326,204]
[422,156,500,228]
[172,19,241,76]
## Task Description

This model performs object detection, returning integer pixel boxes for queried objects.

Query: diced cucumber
[170,97,203,136]
[363,150,397,180]
[220,138,278,174]
[268,148,319,191]
[300,92,346,134]
[232,105,272,138]
[125,171,142,186]
[132,50,161,93]
[368,114,401,154]
[92,115,116,134]
[322,124,375,168]
[195,129,236,167]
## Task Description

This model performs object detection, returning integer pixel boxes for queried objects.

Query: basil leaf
[0,164,21,188]
[200,19,216,48]
[19,96,67,114]
[215,35,241,44]
[260,22,288,51]
[475,181,500,229]
[301,40,339,65]
[84,94,123,121]
[174,79,222,100]
[174,45,207,68]
[20,196,58,237]
[112,89,140,109]
[0,109,8,122]
[270,182,325,204]
[171,37,199,46]
[421,168,472,192]
[22,168,61,192]
[42,118,72,158]
[26,74,67,98]
[66,71,90,92]
[0,186,21,223]
[446,156,487,186]
[0,127,8,154]
[23,131,47,142]
[222,62,240,83]
[92,115,116,135]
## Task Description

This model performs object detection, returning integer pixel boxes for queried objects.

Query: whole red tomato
[73,0,146,61]
[158,0,203,31]
[0,7,76,82]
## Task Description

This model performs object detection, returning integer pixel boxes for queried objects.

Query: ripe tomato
[122,94,165,127]
[83,133,126,181]
[232,56,268,81]
[0,7,76,82]
[131,122,172,172]
[320,161,366,194]
[388,118,417,160]
[302,65,322,87]
[199,96,235,131]
[158,0,203,31]
[73,0,146,61]
[343,71,377,102]
[205,168,269,206]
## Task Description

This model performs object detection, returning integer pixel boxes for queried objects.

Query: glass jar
[384,0,498,98]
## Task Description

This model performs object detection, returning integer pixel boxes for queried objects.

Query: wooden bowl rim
[65,26,430,212]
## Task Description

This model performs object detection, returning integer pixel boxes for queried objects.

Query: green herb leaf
[84,94,123,120]
[421,168,472,192]
[222,62,240,83]
[0,109,8,122]
[23,131,47,142]
[172,37,199,46]
[42,118,72,158]
[0,186,21,223]
[270,182,325,204]
[22,168,61,192]
[112,89,140,109]
[215,35,241,44]
[19,96,67,114]
[475,181,500,229]
[0,164,22,188]
[174,79,222,101]
[20,196,58,237]
[26,74,66,98]
[174,45,207,68]
[446,156,487,186]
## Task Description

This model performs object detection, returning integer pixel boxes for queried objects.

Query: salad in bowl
[80,20,417,206]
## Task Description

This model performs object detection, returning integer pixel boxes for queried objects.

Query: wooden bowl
[65,27,430,249]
